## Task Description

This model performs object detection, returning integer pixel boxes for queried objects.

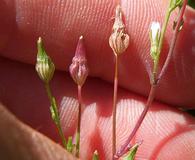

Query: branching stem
[115,0,188,158]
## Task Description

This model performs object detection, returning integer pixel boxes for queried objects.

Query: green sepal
[67,136,73,153]
[121,143,140,160]
[37,37,51,65]
[92,150,99,160]
[37,37,46,58]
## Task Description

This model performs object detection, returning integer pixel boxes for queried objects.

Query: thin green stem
[44,83,66,148]
[112,55,118,158]
[76,85,82,157]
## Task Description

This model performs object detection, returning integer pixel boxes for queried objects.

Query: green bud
[92,150,99,160]
[121,142,140,160]
[35,37,55,83]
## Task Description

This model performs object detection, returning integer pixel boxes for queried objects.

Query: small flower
[149,22,161,60]
[109,5,129,56]
[35,37,55,83]
[69,36,89,87]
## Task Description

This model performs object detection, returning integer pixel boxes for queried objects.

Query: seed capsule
[109,5,129,56]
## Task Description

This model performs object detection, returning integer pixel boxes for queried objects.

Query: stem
[45,83,66,148]
[112,55,119,158]
[115,85,156,158]
[157,0,188,83]
[76,85,82,157]
[153,0,172,80]
[115,0,188,158]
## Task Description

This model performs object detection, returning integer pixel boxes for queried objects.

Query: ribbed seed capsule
[109,5,129,56]
[69,36,88,87]
[35,37,55,83]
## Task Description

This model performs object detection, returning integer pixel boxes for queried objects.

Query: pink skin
[0,0,195,159]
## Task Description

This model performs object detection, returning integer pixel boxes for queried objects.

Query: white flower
[150,22,161,43]
[149,22,161,59]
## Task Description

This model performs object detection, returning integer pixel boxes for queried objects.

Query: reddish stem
[77,85,82,134]
[76,85,82,157]
[115,0,188,158]
[112,55,119,159]
[115,85,156,158]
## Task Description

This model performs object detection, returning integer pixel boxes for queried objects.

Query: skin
[0,0,195,159]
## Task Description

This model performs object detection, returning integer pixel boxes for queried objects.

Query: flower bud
[69,36,89,87]
[109,5,129,56]
[149,22,161,60]
[92,150,99,160]
[35,37,55,83]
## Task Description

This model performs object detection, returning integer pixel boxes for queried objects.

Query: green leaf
[37,37,46,58]
[121,143,140,160]
[92,150,99,160]
[67,136,73,153]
